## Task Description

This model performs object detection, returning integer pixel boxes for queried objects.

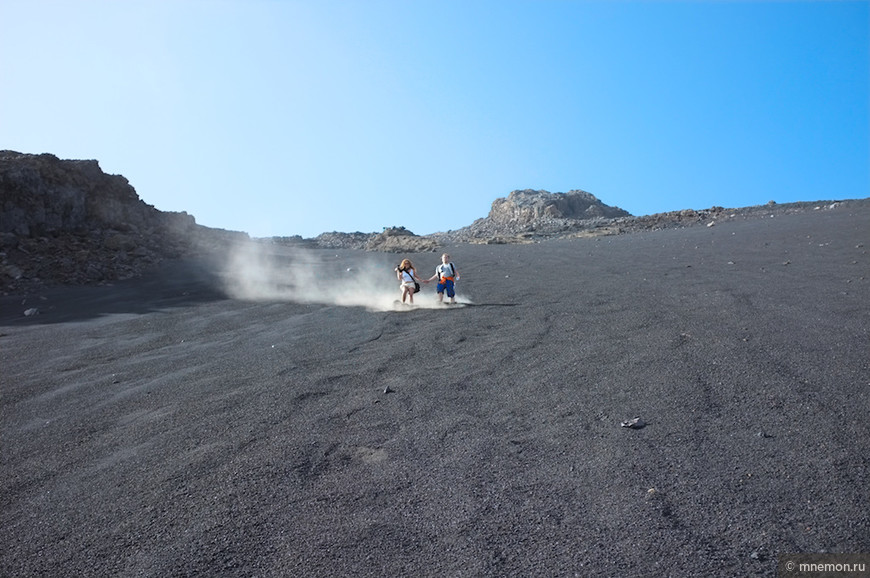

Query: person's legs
[436,282,445,303]
[446,280,455,304]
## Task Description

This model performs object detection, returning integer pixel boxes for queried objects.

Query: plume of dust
[218,241,463,311]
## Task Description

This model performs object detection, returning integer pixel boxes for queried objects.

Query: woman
[395,258,421,304]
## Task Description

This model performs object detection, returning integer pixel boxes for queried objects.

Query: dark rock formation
[1,151,246,293]
[1,152,172,237]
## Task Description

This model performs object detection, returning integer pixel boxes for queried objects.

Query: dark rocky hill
[0,151,246,293]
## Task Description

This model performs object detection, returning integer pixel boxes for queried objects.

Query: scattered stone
[621,417,646,429]
[23,307,39,316]
[4,264,22,279]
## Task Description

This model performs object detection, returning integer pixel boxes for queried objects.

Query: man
[426,253,459,304]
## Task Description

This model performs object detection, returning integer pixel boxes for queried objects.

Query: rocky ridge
[1,151,246,293]
[275,189,633,251]
[2,151,864,293]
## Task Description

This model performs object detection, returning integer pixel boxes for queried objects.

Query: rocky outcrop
[296,227,439,253]
[431,189,631,243]
[311,231,374,250]
[1,152,168,237]
[488,189,630,225]
[1,151,246,293]
[364,226,439,253]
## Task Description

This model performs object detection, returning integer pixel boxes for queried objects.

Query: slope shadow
[0,258,229,326]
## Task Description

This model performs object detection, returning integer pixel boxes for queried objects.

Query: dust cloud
[218,241,461,311]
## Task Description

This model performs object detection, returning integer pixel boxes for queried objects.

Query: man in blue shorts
[426,253,459,304]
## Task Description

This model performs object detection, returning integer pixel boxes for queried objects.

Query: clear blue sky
[2,1,867,238]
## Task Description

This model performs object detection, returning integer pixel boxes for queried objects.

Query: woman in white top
[395,258,421,304]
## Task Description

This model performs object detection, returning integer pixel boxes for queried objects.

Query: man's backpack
[439,263,456,281]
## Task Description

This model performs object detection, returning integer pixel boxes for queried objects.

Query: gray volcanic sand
[2,204,868,577]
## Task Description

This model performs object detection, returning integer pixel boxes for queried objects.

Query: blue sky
[2,1,867,238]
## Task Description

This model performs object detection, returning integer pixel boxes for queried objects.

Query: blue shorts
[437,279,455,298]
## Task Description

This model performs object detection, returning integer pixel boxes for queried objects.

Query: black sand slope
[2,203,868,577]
